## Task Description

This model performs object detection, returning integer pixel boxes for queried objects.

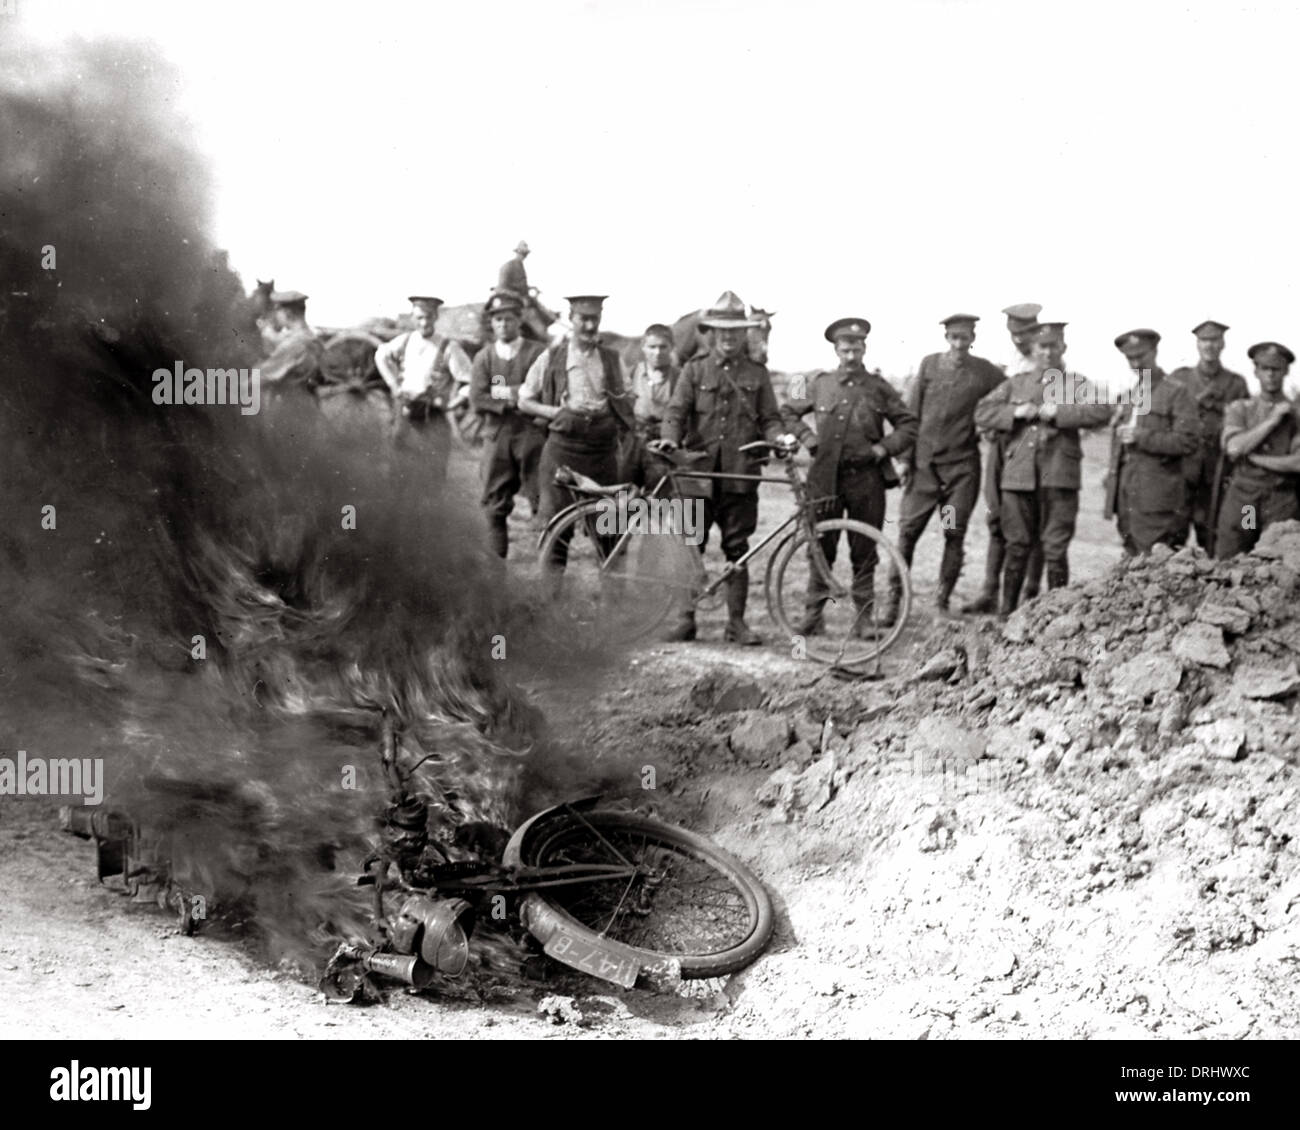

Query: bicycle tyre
[764,518,912,665]
[517,809,774,980]
[534,498,685,644]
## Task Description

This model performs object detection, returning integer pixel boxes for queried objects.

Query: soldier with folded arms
[1215,341,1300,557]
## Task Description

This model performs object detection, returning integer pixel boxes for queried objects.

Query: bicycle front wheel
[517,808,774,980]
[534,498,693,645]
[765,518,912,666]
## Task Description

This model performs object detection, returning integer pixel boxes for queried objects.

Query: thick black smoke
[0,37,634,974]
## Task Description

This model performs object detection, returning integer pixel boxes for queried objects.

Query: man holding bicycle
[653,291,794,645]
[781,318,917,636]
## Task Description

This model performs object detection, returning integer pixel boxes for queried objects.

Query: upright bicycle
[535,441,913,667]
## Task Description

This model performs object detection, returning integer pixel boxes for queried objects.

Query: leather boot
[1046,559,1069,589]
[936,539,963,616]
[797,602,826,636]
[879,572,904,626]
[488,516,509,559]
[962,538,1003,614]
[852,600,881,639]
[723,568,762,646]
[663,610,696,642]
[1022,545,1044,601]
[1000,561,1026,618]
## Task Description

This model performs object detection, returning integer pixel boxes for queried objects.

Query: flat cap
[1248,341,1296,366]
[1114,328,1161,356]
[269,289,309,305]
[941,313,980,327]
[1002,302,1042,330]
[1192,320,1229,338]
[564,295,608,314]
[484,291,523,316]
[824,317,872,342]
[699,289,761,330]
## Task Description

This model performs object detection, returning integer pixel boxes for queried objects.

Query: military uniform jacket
[1170,363,1250,480]
[663,352,785,494]
[1105,370,1200,514]
[1222,394,1300,493]
[910,352,1006,467]
[781,368,918,498]
[974,369,1112,491]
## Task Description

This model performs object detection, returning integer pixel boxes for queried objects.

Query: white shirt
[493,337,525,361]
[375,331,472,397]
[520,341,625,413]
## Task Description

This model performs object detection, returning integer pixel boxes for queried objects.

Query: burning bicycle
[64,716,775,999]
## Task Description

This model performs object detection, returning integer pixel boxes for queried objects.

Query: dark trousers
[1002,487,1078,587]
[980,441,1043,598]
[1187,454,1219,552]
[537,419,620,570]
[480,418,545,556]
[1215,476,1300,558]
[898,454,981,591]
[807,464,885,610]
[1114,461,1190,557]
[394,412,451,484]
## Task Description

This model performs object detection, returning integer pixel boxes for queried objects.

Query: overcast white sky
[13,0,1300,384]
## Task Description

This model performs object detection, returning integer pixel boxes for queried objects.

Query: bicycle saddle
[553,466,634,496]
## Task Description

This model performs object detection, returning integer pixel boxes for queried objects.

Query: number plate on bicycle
[543,928,642,988]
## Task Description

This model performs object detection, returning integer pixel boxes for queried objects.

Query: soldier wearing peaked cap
[963,304,1047,614]
[260,289,324,395]
[520,294,636,571]
[375,295,474,486]
[781,318,917,636]
[885,314,1006,620]
[470,291,549,557]
[1104,330,1201,556]
[654,291,792,645]
[1215,341,1300,558]
[1168,320,1249,553]
[974,322,1112,613]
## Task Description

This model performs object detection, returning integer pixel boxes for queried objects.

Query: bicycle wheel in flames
[764,518,912,666]
[517,809,774,980]
[534,499,698,645]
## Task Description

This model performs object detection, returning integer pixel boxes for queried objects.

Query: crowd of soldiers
[253,246,1300,646]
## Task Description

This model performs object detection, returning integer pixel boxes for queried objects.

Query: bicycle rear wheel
[534,498,695,645]
[517,808,774,980]
[765,518,912,666]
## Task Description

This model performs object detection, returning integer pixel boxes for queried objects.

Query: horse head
[747,307,774,364]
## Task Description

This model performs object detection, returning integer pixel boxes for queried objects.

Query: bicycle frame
[579,453,845,602]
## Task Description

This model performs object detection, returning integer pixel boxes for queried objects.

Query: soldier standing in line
[469,292,548,557]
[518,294,634,570]
[973,322,1112,613]
[653,291,793,645]
[1169,320,1250,553]
[963,303,1045,614]
[374,296,474,486]
[1104,330,1201,555]
[1215,342,1300,557]
[885,314,1005,621]
[781,317,917,636]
